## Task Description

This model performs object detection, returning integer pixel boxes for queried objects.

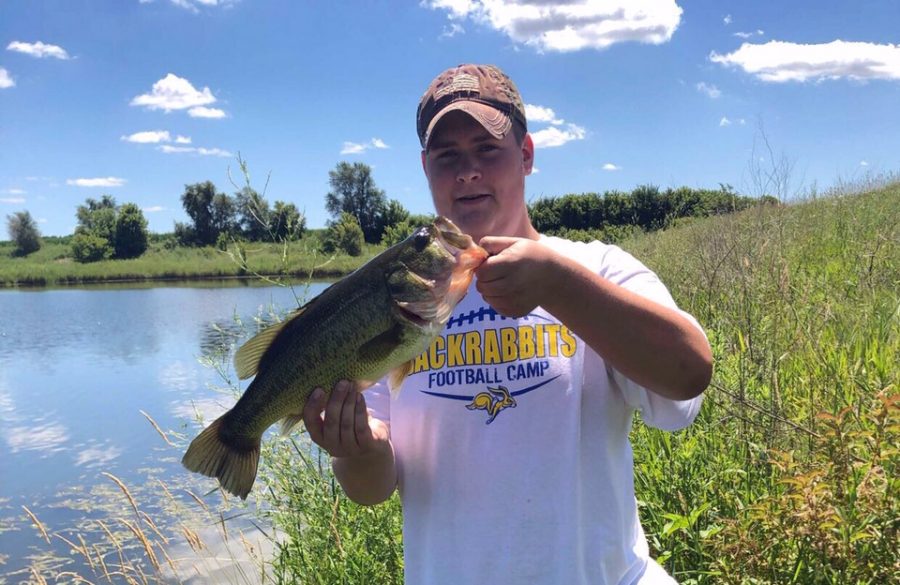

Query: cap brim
[423,101,512,149]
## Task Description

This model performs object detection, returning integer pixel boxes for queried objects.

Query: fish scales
[182,217,488,499]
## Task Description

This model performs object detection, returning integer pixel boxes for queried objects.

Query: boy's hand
[303,379,391,459]
[475,236,559,318]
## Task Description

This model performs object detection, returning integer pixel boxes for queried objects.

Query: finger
[354,392,374,449]
[339,386,360,453]
[478,236,520,256]
[322,380,350,449]
[303,388,326,445]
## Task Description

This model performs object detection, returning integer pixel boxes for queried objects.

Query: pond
[0,280,331,583]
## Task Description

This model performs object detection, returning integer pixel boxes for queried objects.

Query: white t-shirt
[366,236,704,585]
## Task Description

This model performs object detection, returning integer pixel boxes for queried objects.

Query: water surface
[0,280,330,582]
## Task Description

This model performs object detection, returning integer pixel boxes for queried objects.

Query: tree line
[5,162,778,260]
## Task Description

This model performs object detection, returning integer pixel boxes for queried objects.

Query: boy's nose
[455,156,481,183]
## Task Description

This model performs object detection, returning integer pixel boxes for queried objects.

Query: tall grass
[625,182,899,583]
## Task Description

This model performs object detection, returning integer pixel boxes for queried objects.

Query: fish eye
[413,227,431,251]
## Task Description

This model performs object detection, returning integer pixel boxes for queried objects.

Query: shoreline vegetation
[0,234,379,288]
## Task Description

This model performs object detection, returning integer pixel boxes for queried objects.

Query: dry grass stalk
[218,510,229,543]
[78,533,97,572]
[184,489,210,517]
[181,525,205,552]
[156,479,176,506]
[156,542,182,581]
[54,532,93,570]
[101,472,140,518]
[139,511,169,545]
[118,517,161,571]
[22,505,51,544]
[29,565,49,585]
[96,519,127,570]
[91,543,112,583]
[54,571,97,584]
[140,410,177,448]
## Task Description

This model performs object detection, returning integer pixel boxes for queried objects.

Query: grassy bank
[0,236,378,287]
[262,182,898,584]
[18,182,899,584]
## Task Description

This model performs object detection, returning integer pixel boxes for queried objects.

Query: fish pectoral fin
[357,324,403,363]
[387,360,414,398]
[233,309,303,379]
[279,413,305,436]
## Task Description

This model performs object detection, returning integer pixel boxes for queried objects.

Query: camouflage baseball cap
[417,64,527,149]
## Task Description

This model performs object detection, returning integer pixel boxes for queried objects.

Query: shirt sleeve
[589,240,705,431]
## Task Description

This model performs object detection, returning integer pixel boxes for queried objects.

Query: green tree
[326,162,388,243]
[76,195,117,243]
[211,193,239,237]
[322,212,364,256]
[114,203,149,259]
[180,182,219,246]
[71,231,112,262]
[377,199,410,242]
[235,187,271,241]
[271,201,305,241]
[6,210,42,256]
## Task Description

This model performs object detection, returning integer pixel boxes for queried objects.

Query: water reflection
[0,281,330,582]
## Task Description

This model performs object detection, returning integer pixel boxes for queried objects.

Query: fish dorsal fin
[387,360,414,398]
[234,309,303,379]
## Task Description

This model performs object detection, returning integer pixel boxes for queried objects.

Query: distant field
[0,235,378,287]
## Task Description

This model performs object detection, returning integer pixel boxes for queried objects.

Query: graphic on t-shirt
[409,305,577,422]
[464,385,516,424]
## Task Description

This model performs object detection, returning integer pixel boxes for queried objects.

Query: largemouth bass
[182,217,487,499]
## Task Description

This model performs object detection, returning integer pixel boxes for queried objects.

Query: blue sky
[2,0,899,237]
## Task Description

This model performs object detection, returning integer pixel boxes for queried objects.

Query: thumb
[478,236,520,256]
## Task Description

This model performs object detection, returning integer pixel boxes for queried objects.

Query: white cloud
[175,135,192,144]
[602,163,621,171]
[67,177,127,187]
[158,145,232,157]
[696,82,721,98]
[733,30,764,39]
[143,205,166,212]
[7,40,71,59]
[525,104,563,125]
[340,138,390,155]
[425,0,683,52]
[4,188,26,195]
[121,130,172,143]
[131,73,221,113]
[723,14,732,25]
[441,22,466,39]
[719,117,732,127]
[531,166,539,174]
[168,0,239,12]
[188,106,227,118]
[860,160,869,167]
[711,40,900,82]
[1,197,26,204]
[531,123,586,148]
[0,68,14,89]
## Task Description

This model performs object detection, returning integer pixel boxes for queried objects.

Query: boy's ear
[522,133,535,176]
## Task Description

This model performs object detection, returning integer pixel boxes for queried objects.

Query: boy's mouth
[457,193,490,203]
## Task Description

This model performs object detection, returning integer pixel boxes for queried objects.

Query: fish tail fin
[182,415,260,500]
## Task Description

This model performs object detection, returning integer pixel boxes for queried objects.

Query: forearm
[541,257,712,401]
[332,443,397,505]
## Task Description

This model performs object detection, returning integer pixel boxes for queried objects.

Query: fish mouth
[433,216,471,250]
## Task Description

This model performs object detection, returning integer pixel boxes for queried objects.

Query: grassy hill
[622,182,899,583]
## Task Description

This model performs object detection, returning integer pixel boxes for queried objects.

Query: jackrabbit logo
[466,385,516,424]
